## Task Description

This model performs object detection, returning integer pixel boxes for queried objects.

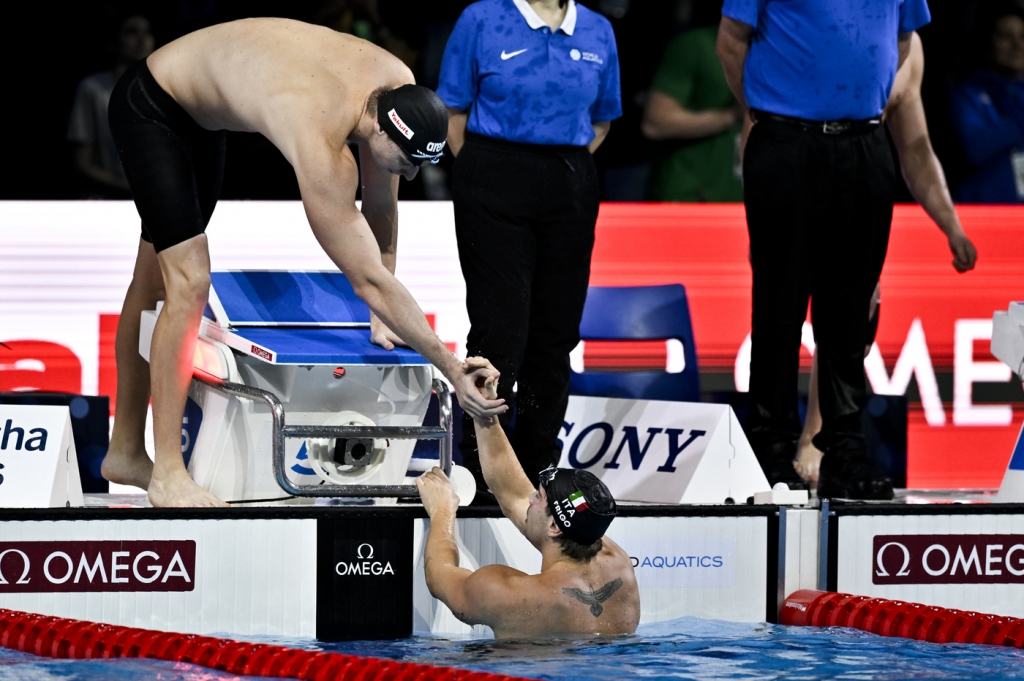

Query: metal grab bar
[191,369,453,498]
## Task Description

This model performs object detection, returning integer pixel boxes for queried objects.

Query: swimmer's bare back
[147,18,414,162]
[472,538,640,639]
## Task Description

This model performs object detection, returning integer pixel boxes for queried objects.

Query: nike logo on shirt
[500,49,529,60]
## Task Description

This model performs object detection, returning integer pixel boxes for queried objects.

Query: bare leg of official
[103,238,166,491]
[147,234,227,507]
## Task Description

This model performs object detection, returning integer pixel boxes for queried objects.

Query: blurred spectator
[642,25,742,202]
[67,15,154,199]
[314,0,419,70]
[950,2,1024,204]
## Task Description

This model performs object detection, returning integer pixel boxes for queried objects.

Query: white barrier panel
[836,513,1024,618]
[0,519,317,636]
[557,396,770,504]
[413,515,771,635]
[0,405,83,508]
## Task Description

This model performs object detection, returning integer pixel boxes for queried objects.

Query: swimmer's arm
[357,141,407,346]
[475,417,534,533]
[294,141,505,417]
[418,476,520,628]
[357,142,400,275]
[426,534,525,629]
[886,36,976,273]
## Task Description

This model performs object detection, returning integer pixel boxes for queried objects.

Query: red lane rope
[781,589,1024,647]
[0,608,532,681]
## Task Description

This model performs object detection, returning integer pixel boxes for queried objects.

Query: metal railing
[192,369,452,498]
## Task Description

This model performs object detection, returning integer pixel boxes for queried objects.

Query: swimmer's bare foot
[148,469,228,508]
[794,438,823,484]
[101,449,154,491]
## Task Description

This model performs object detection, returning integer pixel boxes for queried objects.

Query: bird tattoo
[562,578,623,617]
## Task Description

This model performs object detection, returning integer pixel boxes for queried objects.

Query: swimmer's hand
[454,358,506,419]
[416,467,460,518]
[464,356,502,423]
[370,313,408,350]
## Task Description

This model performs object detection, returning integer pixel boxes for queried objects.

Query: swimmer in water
[416,357,640,639]
[103,18,505,508]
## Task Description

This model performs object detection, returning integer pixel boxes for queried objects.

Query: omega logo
[875,541,911,577]
[873,534,1024,585]
[336,543,394,577]
[0,549,31,584]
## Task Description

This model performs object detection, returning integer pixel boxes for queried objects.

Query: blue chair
[569,285,700,402]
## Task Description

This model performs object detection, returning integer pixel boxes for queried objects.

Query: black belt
[752,110,882,135]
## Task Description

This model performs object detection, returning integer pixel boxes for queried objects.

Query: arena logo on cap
[873,534,1024,585]
[388,109,415,140]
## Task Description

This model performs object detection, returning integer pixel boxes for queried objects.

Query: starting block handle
[191,369,454,498]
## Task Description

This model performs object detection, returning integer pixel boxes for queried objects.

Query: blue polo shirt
[722,0,931,121]
[438,0,622,147]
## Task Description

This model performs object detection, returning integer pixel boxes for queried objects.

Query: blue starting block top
[226,327,429,366]
[208,271,370,327]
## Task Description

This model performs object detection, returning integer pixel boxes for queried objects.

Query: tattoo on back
[562,578,623,617]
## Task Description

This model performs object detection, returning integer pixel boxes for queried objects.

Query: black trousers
[743,118,896,462]
[452,133,600,488]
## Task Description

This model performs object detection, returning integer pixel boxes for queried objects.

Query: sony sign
[557,396,769,504]
[873,534,1024,585]
[0,540,195,592]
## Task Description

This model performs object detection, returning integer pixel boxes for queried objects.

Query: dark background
[1,0,996,202]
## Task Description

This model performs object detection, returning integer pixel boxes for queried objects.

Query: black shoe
[754,443,809,491]
[817,451,894,500]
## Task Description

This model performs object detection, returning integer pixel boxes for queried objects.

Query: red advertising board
[590,204,1024,488]
[0,202,1020,489]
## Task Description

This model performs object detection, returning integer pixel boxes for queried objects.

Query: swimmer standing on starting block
[416,358,640,638]
[102,18,506,508]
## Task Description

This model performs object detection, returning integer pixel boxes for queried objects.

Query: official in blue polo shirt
[438,0,621,500]
[717,0,930,501]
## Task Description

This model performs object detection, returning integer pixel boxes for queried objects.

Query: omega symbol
[875,541,911,577]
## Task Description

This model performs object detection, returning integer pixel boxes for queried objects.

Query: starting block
[139,271,452,503]
[993,302,1024,502]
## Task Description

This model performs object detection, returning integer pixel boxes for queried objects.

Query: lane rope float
[0,608,531,681]
[781,589,1024,647]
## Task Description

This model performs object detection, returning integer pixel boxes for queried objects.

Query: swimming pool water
[2,617,1024,681]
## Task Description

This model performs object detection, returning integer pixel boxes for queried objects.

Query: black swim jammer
[108,60,227,253]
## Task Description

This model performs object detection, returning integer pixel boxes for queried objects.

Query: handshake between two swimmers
[415,358,640,639]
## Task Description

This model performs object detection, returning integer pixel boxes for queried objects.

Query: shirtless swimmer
[416,358,640,638]
[102,18,506,508]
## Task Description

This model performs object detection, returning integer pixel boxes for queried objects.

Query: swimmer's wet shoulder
[416,360,640,639]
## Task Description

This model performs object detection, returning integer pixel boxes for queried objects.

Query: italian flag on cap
[569,490,588,512]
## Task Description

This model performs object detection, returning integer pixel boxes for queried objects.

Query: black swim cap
[540,467,616,546]
[377,85,448,166]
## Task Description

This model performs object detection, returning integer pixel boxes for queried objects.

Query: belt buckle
[822,121,847,135]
